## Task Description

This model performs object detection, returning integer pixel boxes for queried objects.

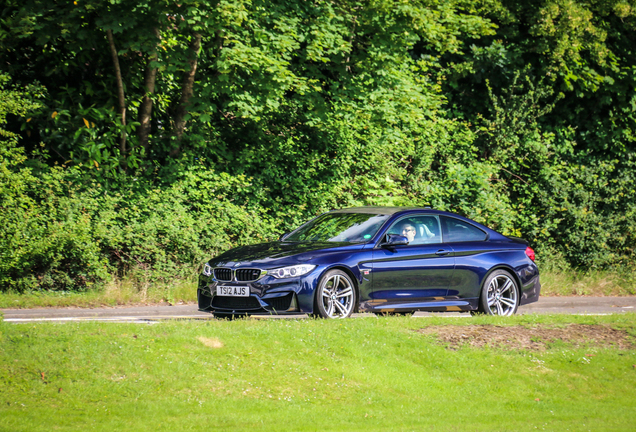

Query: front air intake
[265,293,294,311]
[212,296,261,310]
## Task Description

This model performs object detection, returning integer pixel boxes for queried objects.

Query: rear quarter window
[441,216,487,242]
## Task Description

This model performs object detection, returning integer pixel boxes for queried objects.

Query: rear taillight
[525,246,535,262]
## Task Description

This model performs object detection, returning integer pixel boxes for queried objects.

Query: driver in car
[400,222,417,243]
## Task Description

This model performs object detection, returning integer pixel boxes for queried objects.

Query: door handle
[435,249,451,256]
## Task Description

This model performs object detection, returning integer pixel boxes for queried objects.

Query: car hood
[209,241,361,268]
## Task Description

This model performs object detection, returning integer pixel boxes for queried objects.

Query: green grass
[1,314,635,431]
[540,268,636,296]
[0,277,197,309]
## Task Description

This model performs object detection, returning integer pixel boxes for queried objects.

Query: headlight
[202,263,212,277]
[268,265,316,279]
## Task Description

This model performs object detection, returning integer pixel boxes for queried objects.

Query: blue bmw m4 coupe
[198,207,540,318]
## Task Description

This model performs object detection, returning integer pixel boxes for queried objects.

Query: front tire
[315,269,357,319]
[479,269,519,316]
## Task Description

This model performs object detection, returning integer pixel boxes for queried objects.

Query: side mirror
[381,234,409,247]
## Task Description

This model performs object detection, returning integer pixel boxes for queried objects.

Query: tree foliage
[0,0,634,290]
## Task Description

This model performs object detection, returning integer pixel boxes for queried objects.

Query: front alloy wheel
[479,270,519,316]
[315,270,356,319]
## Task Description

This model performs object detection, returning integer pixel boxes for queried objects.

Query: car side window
[385,215,442,245]
[441,217,487,242]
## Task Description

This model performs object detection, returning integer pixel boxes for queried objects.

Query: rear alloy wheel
[479,270,519,316]
[315,270,356,319]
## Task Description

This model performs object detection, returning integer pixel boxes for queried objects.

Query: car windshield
[285,212,390,243]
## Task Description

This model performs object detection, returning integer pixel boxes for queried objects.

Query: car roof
[331,206,425,215]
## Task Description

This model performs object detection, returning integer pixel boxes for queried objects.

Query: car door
[369,214,455,312]
[440,216,491,300]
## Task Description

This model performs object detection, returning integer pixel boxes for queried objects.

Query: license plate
[216,286,249,297]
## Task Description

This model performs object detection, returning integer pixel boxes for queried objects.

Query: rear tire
[478,269,519,316]
[315,269,357,319]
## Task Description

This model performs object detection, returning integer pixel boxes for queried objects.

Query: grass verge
[0,277,197,309]
[540,268,636,296]
[1,314,635,431]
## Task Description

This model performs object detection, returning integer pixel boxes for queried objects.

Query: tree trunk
[172,32,202,156]
[106,29,127,162]
[137,28,160,152]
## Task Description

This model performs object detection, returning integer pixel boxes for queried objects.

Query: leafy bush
[0,158,278,292]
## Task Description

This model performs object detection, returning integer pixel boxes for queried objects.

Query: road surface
[1,296,635,323]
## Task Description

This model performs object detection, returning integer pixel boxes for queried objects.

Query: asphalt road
[1,296,635,323]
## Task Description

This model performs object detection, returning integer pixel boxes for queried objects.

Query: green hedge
[2,136,634,293]
[0,145,277,291]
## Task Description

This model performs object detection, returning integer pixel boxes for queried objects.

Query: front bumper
[197,288,301,314]
[197,272,319,315]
